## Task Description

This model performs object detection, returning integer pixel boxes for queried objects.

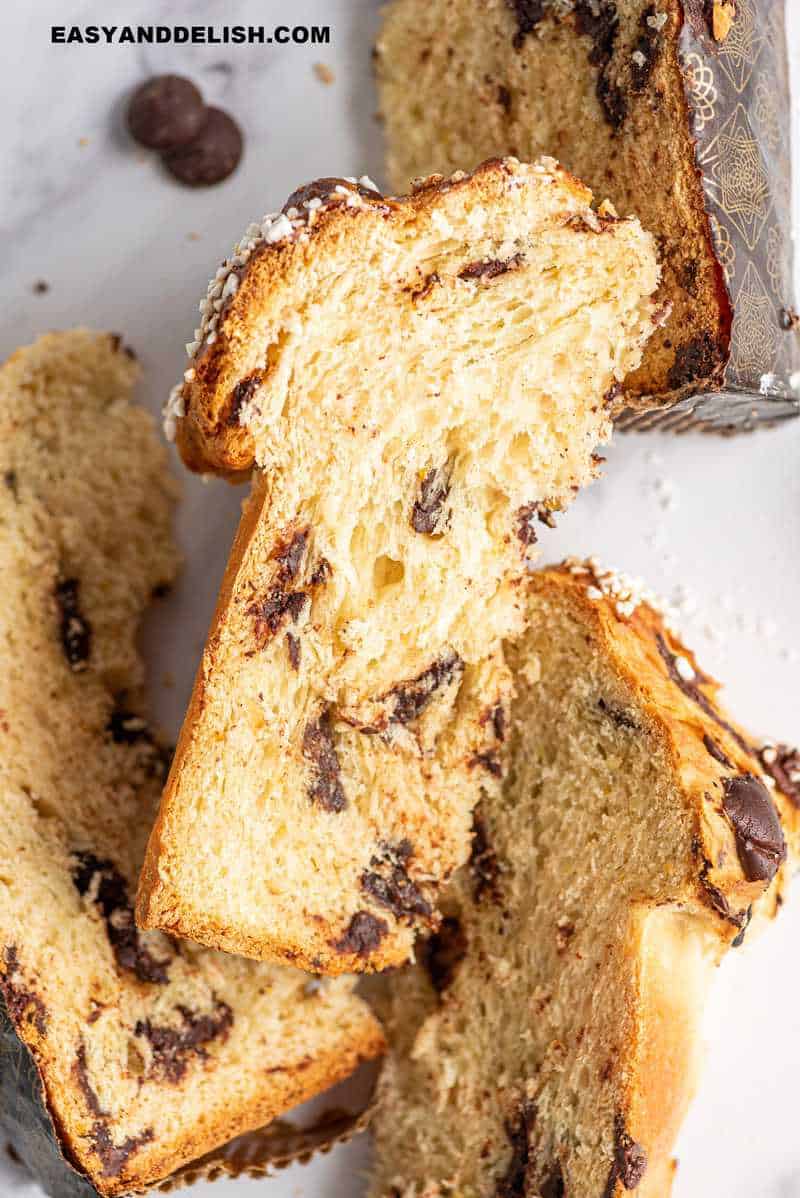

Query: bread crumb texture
[138,158,660,974]
[376,0,738,405]
[0,331,383,1196]
[370,563,798,1198]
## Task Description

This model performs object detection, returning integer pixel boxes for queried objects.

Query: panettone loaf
[0,331,383,1198]
[377,0,800,420]
[370,561,797,1198]
[138,158,660,973]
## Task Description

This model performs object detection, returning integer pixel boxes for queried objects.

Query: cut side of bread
[376,0,756,408]
[138,158,660,974]
[0,331,383,1198]
[370,561,797,1198]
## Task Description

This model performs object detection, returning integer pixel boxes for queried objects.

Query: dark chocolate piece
[654,632,753,759]
[164,107,242,187]
[55,578,91,671]
[228,372,262,425]
[283,177,383,213]
[630,6,661,92]
[106,706,150,745]
[597,697,639,730]
[332,911,388,957]
[574,1,627,129]
[286,632,301,671]
[470,751,503,778]
[666,331,721,391]
[496,1099,536,1196]
[90,1123,154,1180]
[386,651,463,724]
[760,744,800,808]
[721,774,786,883]
[516,502,556,546]
[731,905,753,948]
[1,948,47,1036]
[361,842,432,921]
[470,813,502,903]
[3,470,17,498]
[71,854,172,985]
[702,733,733,769]
[540,1164,566,1198]
[411,467,450,535]
[421,917,467,994]
[497,84,513,112]
[458,253,523,282]
[248,586,306,646]
[135,1000,233,1083]
[127,74,207,151]
[505,0,546,49]
[612,1115,648,1191]
[303,709,347,812]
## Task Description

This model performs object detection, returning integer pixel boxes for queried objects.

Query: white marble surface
[0,2,798,1195]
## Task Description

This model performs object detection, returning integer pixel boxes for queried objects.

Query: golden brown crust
[170,157,595,478]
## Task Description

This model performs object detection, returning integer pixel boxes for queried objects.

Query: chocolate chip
[411,467,451,535]
[127,75,207,151]
[55,577,91,671]
[385,651,463,724]
[283,177,382,213]
[248,587,306,646]
[630,6,661,91]
[361,843,432,921]
[731,905,752,948]
[722,775,786,883]
[421,916,467,993]
[667,331,721,390]
[597,697,639,731]
[274,529,308,580]
[135,1000,233,1083]
[516,502,556,546]
[3,470,17,497]
[107,706,150,745]
[163,107,243,187]
[611,1116,648,1191]
[496,1099,536,1196]
[286,632,301,670]
[497,84,513,112]
[760,744,800,807]
[575,1,627,129]
[470,751,503,778]
[1,947,47,1036]
[505,0,546,49]
[90,1123,154,1179]
[492,703,507,741]
[655,632,753,760]
[71,853,172,984]
[703,733,733,768]
[540,1165,566,1198]
[458,253,523,281]
[228,372,261,425]
[470,813,502,904]
[332,911,388,957]
[303,708,347,812]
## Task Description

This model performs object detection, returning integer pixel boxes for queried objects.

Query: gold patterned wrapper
[620,0,799,431]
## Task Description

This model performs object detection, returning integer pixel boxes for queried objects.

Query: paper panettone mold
[376,0,798,432]
[619,0,798,431]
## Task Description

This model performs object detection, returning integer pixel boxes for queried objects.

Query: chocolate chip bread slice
[376,0,798,413]
[138,158,661,973]
[0,331,383,1198]
[370,561,797,1197]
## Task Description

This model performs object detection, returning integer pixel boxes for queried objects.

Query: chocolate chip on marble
[127,75,207,151]
[163,107,243,187]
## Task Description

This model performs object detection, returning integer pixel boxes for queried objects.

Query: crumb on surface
[313,62,335,85]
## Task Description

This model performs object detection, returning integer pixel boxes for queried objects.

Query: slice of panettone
[0,331,383,1198]
[370,561,797,1198]
[137,157,661,973]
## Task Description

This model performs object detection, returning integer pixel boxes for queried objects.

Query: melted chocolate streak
[654,633,752,759]
[73,1044,154,1179]
[72,854,172,985]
